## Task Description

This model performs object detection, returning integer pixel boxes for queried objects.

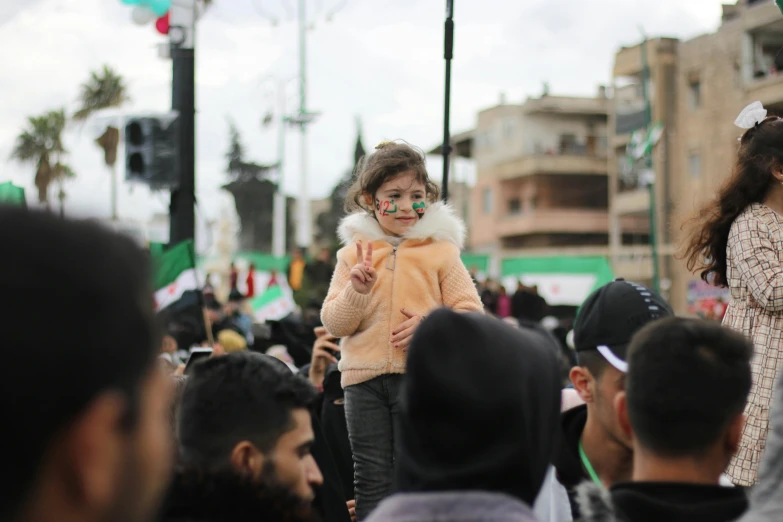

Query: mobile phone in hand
[185,347,213,374]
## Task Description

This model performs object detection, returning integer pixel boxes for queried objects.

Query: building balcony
[745,72,783,107]
[496,154,608,180]
[523,96,609,117]
[743,1,783,32]
[495,209,609,238]
[614,188,650,215]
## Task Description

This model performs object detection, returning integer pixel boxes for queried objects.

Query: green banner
[0,182,26,207]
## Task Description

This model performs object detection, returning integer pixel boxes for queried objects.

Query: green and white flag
[628,122,664,161]
[153,241,201,310]
[501,255,615,306]
[250,271,296,322]
[0,181,26,207]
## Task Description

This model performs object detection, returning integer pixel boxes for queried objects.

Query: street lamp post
[441,0,454,202]
[639,32,660,293]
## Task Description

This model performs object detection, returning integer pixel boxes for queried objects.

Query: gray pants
[344,374,404,521]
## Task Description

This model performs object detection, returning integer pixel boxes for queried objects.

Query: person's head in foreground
[620,317,752,482]
[571,279,674,450]
[369,309,561,520]
[176,352,322,503]
[0,207,171,522]
[577,317,753,522]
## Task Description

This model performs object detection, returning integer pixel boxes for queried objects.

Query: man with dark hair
[0,207,172,522]
[160,351,324,521]
[579,317,752,521]
[535,279,674,521]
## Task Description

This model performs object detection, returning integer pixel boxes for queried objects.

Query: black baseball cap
[573,279,673,372]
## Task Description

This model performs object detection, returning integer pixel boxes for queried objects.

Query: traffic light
[125,114,180,189]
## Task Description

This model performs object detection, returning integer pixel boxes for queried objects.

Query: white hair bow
[734,101,767,129]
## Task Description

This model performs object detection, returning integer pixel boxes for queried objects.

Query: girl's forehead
[378,171,425,192]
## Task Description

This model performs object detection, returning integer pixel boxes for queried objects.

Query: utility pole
[441,0,454,202]
[639,32,660,293]
[296,0,311,249]
[169,0,196,244]
[272,79,288,258]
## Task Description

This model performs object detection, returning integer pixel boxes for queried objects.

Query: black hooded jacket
[553,403,590,518]
[394,309,562,506]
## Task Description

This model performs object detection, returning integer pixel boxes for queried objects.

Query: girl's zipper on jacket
[386,245,397,271]
[386,244,398,373]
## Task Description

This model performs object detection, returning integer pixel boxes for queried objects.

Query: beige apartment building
[466,91,650,273]
[609,0,783,313]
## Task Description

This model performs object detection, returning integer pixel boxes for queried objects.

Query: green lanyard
[578,440,603,488]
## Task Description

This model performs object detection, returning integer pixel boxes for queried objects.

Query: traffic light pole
[169,0,196,245]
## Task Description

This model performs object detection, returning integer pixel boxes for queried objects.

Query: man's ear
[570,366,594,403]
[63,392,127,512]
[230,441,265,479]
[725,413,746,457]
[614,391,633,440]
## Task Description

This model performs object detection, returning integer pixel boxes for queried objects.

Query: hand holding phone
[185,347,213,374]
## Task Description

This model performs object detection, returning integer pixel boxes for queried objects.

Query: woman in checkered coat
[684,103,783,486]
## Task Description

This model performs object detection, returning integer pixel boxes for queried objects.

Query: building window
[560,134,579,154]
[482,188,493,214]
[508,198,521,215]
[689,79,701,109]
[529,194,538,210]
[688,152,702,179]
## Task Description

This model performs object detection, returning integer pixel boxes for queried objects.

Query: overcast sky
[0,0,727,234]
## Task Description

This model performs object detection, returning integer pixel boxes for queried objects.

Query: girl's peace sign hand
[350,241,377,295]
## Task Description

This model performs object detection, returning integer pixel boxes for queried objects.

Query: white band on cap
[597,345,628,373]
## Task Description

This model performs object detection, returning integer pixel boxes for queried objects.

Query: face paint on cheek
[413,201,426,218]
[375,198,398,217]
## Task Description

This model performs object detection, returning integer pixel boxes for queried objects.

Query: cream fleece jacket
[321,202,483,387]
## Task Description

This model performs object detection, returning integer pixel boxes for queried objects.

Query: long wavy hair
[683,116,783,286]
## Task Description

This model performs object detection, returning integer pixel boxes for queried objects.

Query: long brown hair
[344,140,440,213]
[683,116,783,286]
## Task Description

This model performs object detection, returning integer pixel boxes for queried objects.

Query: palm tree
[73,65,129,221]
[10,108,75,215]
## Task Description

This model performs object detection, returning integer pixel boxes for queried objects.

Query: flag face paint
[375,198,398,216]
[413,201,426,217]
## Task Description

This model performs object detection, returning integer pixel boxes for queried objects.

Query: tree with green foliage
[10,108,75,215]
[74,65,130,220]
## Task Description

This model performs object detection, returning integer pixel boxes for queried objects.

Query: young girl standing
[684,102,783,486]
[321,141,483,519]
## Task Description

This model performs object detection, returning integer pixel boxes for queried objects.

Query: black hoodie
[394,308,562,506]
[576,480,747,522]
[553,403,590,518]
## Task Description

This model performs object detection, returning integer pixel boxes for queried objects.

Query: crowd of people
[8,115,783,522]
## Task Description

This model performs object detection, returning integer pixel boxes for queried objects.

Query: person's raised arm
[320,242,377,337]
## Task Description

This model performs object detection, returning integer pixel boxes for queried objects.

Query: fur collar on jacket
[337,202,465,249]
